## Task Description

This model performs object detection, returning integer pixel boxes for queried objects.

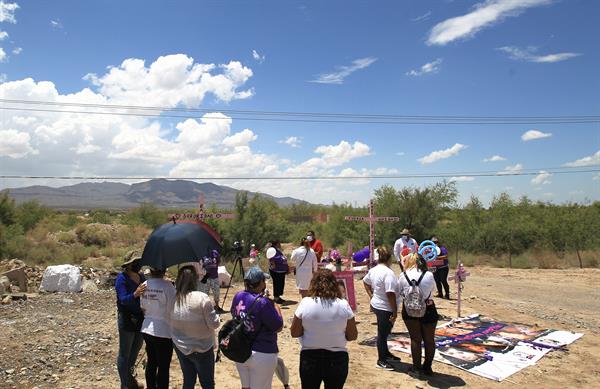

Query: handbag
[293,249,310,276]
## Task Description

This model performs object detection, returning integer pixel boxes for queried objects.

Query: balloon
[352,247,370,262]
[418,240,438,262]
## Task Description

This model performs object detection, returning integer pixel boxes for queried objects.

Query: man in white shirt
[393,228,418,269]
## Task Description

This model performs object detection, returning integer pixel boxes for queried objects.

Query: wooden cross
[448,262,470,318]
[344,199,399,265]
[170,193,236,222]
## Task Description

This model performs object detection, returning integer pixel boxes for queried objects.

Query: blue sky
[0,0,598,205]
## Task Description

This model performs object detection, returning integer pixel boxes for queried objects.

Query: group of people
[115,228,449,388]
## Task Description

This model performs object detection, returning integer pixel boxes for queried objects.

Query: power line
[1,99,599,125]
[0,168,598,181]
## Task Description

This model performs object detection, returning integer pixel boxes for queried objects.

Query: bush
[75,224,111,247]
[56,230,77,244]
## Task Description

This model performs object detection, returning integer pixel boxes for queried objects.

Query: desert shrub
[56,230,77,244]
[75,224,111,247]
[15,201,53,232]
[123,203,166,229]
[0,224,28,259]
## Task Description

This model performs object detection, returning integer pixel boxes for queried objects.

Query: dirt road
[1,267,599,388]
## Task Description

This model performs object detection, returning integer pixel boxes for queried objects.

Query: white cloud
[593,173,600,181]
[521,129,552,141]
[0,54,400,204]
[497,46,581,63]
[222,128,257,148]
[427,0,553,46]
[498,163,523,175]
[0,1,19,23]
[279,136,301,148]
[563,150,600,167]
[531,170,552,185]
[450,176,475,182]
[396,151,405,156]
[310,57,377,84]
[50,19,63,29]
[252,49,265,63]
[406,58,442,77]
[83,54,254,106]
[418,143,467,164]
[12,46,21,55]
[0,47,5,62]
[483,155,506,162]
[411,11,432,22]
[0,30,7,40]
[0,129,38,158]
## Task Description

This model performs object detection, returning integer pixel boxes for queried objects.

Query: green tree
[15,200,53,232]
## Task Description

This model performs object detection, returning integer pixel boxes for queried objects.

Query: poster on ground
[359,314,583,381]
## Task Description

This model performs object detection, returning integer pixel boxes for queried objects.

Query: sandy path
[1,267,599,388]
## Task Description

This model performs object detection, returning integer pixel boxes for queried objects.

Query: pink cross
[448,263,470,318]
[344,199,399,265]
[170,192,236,222]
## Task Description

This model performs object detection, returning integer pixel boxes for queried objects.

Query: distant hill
[5,179,306,210]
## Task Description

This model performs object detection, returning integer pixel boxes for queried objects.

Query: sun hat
[121,250,142,268]
[400,228,411,236]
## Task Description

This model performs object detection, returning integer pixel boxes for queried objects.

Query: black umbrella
[140,220,223,270]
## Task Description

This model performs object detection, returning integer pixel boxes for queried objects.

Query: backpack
[403,271,427,318]
[217,294,263,363]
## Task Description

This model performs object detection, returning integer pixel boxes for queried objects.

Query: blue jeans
[175,347,215,389]
[117,312,144,388]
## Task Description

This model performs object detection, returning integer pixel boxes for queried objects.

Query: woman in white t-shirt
[398,253,439,376]
[290,269,357,389]
[362,246,401,371]
[140,267,176,389]
[291,238,318,297]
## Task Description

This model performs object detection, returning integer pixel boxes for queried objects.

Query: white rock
[81,279,98,293]
[39,265,82,293]
[218,266,231,287]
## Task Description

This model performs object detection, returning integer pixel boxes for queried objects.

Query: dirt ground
[1,267,599,389]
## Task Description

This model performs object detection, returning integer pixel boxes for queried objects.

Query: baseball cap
[244,266,270,284]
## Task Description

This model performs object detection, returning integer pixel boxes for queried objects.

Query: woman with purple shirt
[198,249,223,312]
[230,267,284,389]
[431,237,451,299]
[267,240,289,304]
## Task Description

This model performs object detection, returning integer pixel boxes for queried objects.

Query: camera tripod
[221,253,245,308]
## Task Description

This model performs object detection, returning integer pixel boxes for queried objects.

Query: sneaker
[386,353,401,361]
[422,366,434,376]
[376,360,394,371]
[275,297,285,304]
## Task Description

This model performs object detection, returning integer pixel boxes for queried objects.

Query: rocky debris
[81,279,99,293]
[39,265,83,293]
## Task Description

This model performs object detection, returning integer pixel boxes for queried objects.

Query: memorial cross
[344,199,400,265]
[448,262,471,318]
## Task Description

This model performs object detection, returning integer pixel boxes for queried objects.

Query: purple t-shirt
[230,291,283,353]
[202,256,219,279]
[269,249,289,273]
[439,246,449,267]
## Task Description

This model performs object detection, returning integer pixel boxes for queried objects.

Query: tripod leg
[221,257,238,308]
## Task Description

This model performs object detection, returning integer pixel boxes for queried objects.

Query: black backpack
[217,294,263,363]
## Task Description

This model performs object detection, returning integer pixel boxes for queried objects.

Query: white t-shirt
[140,278,176,338]
[398,268,436,302]
[294,297,354,352]
[291,246,318,274]
[362,264,399,312]
[393,237,418,261]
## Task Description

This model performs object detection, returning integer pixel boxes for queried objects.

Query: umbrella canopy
[140,221,222,270]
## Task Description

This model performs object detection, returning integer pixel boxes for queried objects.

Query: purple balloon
[352,246,370,262]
